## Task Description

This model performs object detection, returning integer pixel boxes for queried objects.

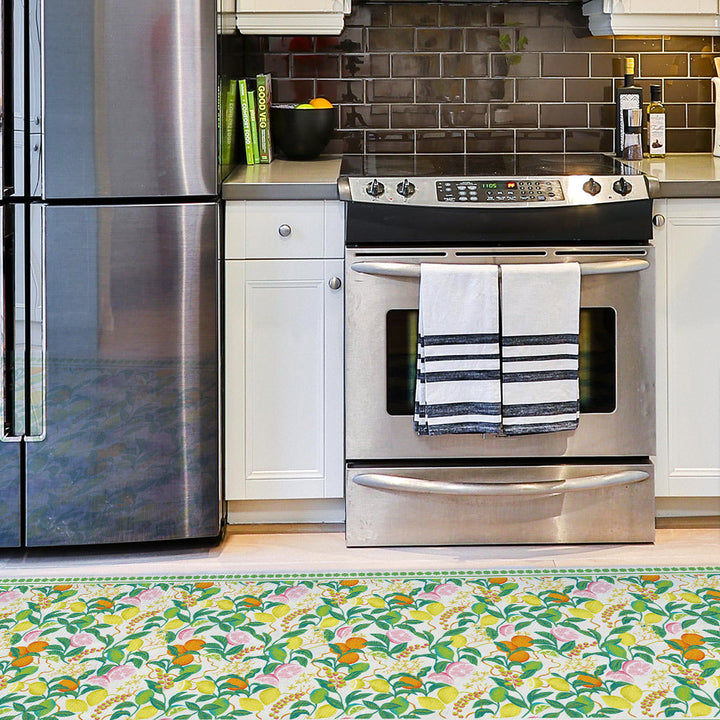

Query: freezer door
[25,203,220,545]
[42,0,216,199]
[0,205,21,547]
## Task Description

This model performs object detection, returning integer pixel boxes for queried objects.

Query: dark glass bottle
[615,57,643,158]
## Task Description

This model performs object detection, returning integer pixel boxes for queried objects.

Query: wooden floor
[0,522,718,578]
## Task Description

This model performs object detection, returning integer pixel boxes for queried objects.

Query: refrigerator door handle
[0,204,7,436]
[1,204,20,440]
[1,0,14,195]
[26,204,44,441]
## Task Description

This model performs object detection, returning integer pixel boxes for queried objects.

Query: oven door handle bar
[350,259,649,279]
[351,470,649,496]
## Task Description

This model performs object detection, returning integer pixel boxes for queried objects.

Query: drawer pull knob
[278,224,292,237]
[328,276,342,290]
[652,214,665,227]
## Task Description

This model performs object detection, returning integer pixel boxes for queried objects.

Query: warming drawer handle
[351,470,650,497]
[350,259,650,279]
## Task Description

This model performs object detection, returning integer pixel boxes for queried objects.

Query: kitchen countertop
[221,153,720,201]
[222,156,342,200]
[625,153,720,198]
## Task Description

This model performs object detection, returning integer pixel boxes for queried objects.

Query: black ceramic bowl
[270,106,335,160]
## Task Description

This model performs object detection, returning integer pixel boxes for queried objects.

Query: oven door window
[386,308,616,416]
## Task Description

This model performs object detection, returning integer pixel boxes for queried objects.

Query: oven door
[345,246,654,460]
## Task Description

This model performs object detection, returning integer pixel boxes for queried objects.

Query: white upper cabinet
[583,0,720,35]
[235,0,351,35]
[218,0,237,34]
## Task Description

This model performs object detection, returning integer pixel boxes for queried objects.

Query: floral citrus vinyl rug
[1,569,719,719]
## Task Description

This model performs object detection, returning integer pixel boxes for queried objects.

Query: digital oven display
[436,179,562,203]
[477,182,516,189]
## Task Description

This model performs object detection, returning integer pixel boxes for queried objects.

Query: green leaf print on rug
[0,569,718,718]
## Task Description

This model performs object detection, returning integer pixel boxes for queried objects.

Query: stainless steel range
[339,154,656,547]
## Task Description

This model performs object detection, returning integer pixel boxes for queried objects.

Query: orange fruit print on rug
[0,568,718,718]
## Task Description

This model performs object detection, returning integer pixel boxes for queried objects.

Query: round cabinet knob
[396,179,416,197]
[278,224,292,237]
[612,178,632,196]
[582,178,602,196]
[365,179,385,197]
[328,276,342,290]
[653,214,666,227]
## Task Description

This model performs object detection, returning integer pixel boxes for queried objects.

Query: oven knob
[396,179,416,197]
[582,178,602,196]
[613,177,633,196]
[365,179,385,197]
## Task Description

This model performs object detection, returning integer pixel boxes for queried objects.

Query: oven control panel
[436,179,564,203]
[338,175,650,207]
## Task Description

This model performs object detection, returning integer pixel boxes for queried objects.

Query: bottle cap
[650,84,661,102]
[624,57,635,75]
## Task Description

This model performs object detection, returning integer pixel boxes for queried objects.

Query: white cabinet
[235,0,351,35]
[218,0,237,34]
[583,0,720,35]
[655,199,720,497]
[225,200,344,501]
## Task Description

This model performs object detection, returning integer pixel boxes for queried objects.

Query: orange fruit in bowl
[309,97,333,108]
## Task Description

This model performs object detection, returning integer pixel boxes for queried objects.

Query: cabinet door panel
[666,206,720,496]
[225,259,343,500]
[245,260,326,498]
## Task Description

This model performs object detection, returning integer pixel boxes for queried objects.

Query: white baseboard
[655,496,720,517]
[228,498,345,525]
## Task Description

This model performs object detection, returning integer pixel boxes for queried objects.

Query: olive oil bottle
[647,84,666,157]
[615,57,643,157]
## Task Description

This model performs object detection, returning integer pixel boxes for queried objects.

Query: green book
[238,79,255,165]
[256,73,273,164]
[219,78,238,168]
[248,89,260,165]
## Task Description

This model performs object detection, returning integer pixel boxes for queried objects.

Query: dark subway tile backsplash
[416,129,465,153]
[392,103,440,128]
[243,0,719,154]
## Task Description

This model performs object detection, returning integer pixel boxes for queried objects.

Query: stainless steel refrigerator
[0,0,222,546]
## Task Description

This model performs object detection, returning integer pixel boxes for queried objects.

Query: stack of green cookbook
[219,73,273,168]
[239,73,273,165]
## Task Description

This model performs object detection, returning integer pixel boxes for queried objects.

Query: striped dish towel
[414,263,501,435]
[500,262,581,435]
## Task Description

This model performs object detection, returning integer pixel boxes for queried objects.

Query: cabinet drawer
[246,202,324,258]
[226,200,347,259]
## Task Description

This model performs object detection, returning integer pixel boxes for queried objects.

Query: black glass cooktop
[340,153,640,178]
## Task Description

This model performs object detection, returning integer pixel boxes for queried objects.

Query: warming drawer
[345,462,655,547]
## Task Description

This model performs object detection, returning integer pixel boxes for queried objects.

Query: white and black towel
[500,262,581,435]
[414,263,501,435]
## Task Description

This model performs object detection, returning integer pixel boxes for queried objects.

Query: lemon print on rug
[0,568,718,719]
